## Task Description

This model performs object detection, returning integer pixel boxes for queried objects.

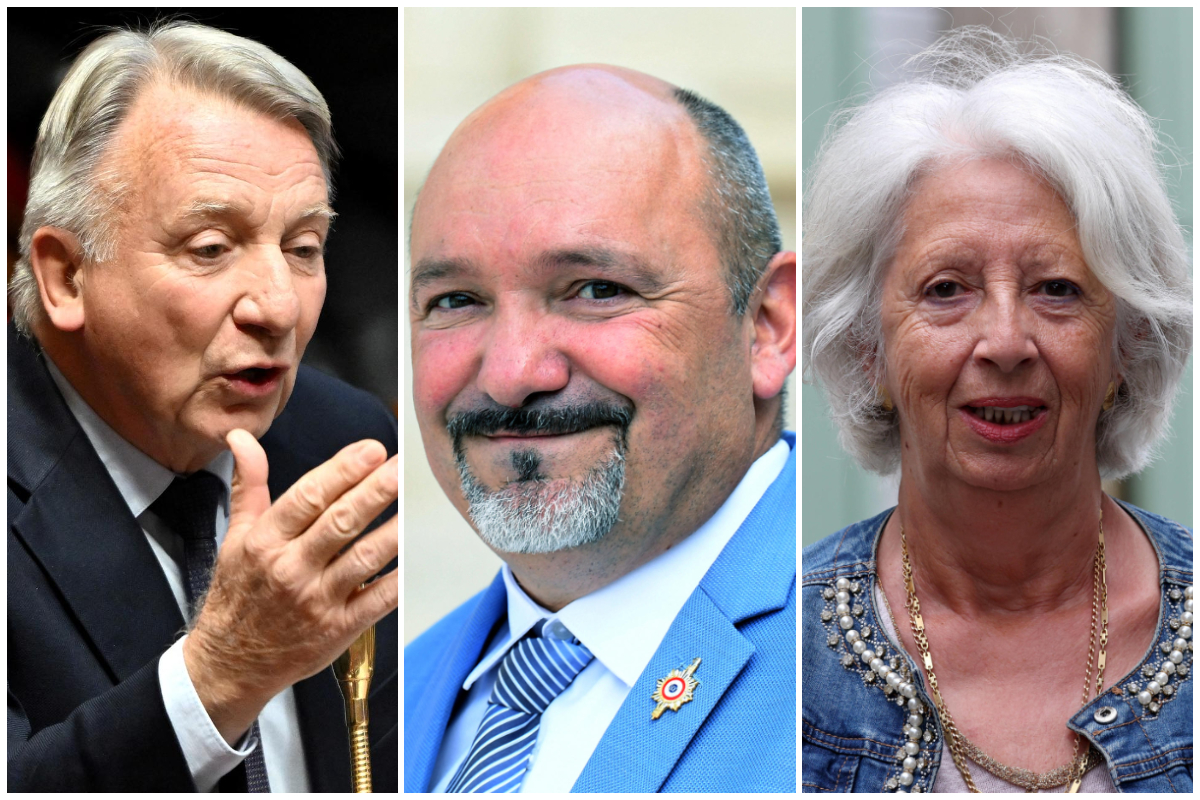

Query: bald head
[409,65,795,569]
[412,64,781,315]
[415,66,708,264]
[470,64,683,123]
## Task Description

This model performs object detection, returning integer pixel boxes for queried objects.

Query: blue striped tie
[446,632,594,793]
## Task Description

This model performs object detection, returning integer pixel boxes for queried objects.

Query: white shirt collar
[464,438,790,689]
[43,356,234,518]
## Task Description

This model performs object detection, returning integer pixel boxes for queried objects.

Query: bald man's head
[461,64,683,129]
[412,64,781,315]
[409,65,794,559]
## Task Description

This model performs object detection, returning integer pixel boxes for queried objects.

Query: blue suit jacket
[406,432,796,792]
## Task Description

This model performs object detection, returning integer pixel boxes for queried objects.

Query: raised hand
[182,429,398,744]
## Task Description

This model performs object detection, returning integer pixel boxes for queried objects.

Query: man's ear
[749,250,797,401]
[29,226,87,332]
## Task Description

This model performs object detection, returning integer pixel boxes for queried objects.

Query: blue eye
[579,281,623,300]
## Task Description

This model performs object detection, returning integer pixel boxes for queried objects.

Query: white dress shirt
[430,438,790,792]
[45,360,309,793]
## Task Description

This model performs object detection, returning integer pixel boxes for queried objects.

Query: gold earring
[1102,382,1115,411]
[878,386,894,413]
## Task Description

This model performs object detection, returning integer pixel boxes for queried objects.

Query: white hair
[10,20,338,334]
[803,27,1192,479]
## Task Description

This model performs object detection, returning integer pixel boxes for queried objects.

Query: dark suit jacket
[7,326,398,792]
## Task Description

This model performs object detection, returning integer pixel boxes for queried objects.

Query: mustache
[447,402,633,440]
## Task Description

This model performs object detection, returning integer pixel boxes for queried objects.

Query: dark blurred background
[8,9,398,413]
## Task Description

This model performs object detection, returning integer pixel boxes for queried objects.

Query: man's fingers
[302,456,398,565]
[270,439,388,537]
[324,515,398,598]
[344,569,399,632]
[227,429,271,535]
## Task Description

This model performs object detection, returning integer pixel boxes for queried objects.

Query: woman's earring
[878,386,894,412]
[1102,381,1116,411]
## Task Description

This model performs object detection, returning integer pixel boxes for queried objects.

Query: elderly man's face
[410,70,760,554]
[75,83,329,472]
[880,158,1119,493]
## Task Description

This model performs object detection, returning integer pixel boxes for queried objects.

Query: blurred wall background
[801,7,1193,546]
[406,7,796,643]
[8,9,398,411]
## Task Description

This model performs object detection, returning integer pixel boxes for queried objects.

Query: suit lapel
[405,573,507,792]
[12,443,188,680]
[8,329,185,682]
[574,436,796,792]
[9,328,401,791]
[573,590,755,792]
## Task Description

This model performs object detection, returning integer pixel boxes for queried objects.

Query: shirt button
[1093,706,1118,724]
[545,620,570,640]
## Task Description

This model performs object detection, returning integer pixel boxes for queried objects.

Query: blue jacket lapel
[574,435,796,791]
[572,589,756,792]
[405,572,507,791]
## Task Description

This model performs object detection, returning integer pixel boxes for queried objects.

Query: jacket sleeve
[7,657,197,791]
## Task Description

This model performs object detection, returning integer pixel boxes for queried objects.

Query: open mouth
[223,367,286,397]
[234,367,282,386]
[966,405,1045,425]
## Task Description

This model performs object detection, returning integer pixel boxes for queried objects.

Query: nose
[973,292,1039,373]
[231,246,302,336]
[476,305,569,408]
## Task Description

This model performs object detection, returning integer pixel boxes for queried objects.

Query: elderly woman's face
[880,158,1118,492]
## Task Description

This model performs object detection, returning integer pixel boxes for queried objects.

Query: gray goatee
[447,402,632,554]
[455,440,626,554]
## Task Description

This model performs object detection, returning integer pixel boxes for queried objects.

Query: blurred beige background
[404,7,797,644]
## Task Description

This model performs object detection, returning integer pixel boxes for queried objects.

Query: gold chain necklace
[958,735,1104,791]
[873,581,1105,791]
[899,508,1108,793]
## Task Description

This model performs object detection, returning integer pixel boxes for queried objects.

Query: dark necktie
[446,630,594,792]
[152,472,272,793]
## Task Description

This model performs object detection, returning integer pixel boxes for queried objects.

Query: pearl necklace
[899,508,1109,793]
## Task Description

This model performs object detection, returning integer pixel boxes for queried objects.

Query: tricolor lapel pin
[651,657,701,719]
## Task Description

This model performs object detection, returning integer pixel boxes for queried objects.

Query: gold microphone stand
[335,625,376,792]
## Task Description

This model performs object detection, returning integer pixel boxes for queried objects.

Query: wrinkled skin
[873,158,1160,775]
[34,81,329,473]
[880,157,1118,493]
[30,81,399,747]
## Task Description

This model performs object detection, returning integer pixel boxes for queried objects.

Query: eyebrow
[176,199,338,226]
[533,247,664,292]
[410,247,665,307]
[410,257,473,307]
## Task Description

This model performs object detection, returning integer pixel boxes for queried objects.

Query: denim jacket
[802,500,1193,793]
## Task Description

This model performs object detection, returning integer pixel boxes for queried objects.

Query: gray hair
[673,88,783,316]
[457,446,627,555]
[803,27,1192,479]
[10,20,338,334]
